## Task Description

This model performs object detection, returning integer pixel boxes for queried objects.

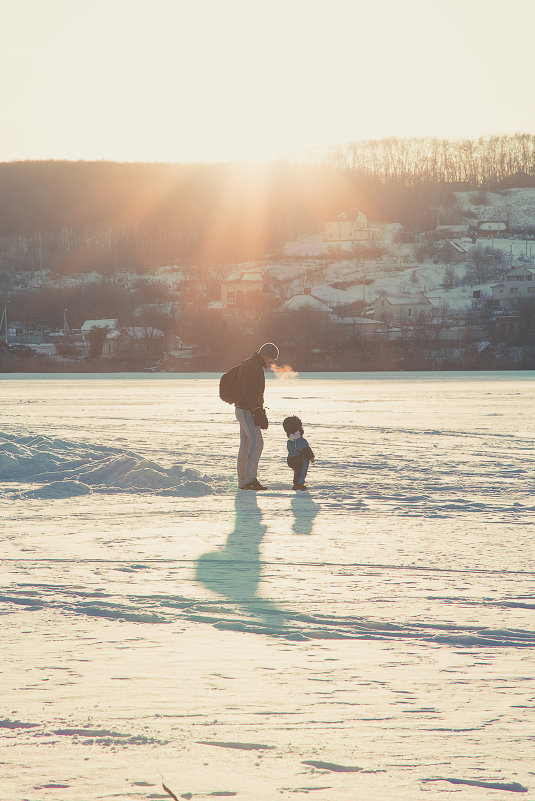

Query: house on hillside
[7,321,30,338]
[80,319,167,364]
[80,319,118,358]
[116,326,166,363]
[100,326,166,363]
[427,224,469,241]
[221,269,264,310]
[81,319,119,336]
[491,265,535,305]
[278,289,335,317]
[373,291,432,324]
[468,220,509,240]
[324,211,382,244]
[335,315,384,338]
[278,289,386,338]
[436,240,467,263]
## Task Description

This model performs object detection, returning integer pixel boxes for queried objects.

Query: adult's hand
[253,408,269,429]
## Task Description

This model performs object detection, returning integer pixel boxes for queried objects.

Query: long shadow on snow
[195,492,289,632]
[291,494,321,535]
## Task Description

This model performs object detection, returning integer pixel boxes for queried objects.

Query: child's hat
[283,416,303,435]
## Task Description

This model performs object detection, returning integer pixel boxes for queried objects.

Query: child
[282,416,315,491]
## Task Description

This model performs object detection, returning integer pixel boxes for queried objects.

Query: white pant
[235,408,264,486]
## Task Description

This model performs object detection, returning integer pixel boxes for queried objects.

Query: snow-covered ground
[1,372,534,800]
[456,188,535,228]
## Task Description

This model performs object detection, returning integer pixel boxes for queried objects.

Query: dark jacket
[234,352,265,410]
[287,435,315,463]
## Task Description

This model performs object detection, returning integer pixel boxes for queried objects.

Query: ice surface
[1,371,534,800]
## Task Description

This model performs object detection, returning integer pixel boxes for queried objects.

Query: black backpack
[219,363,241,404]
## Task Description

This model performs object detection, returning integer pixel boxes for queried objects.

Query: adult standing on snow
[234,342,279,491]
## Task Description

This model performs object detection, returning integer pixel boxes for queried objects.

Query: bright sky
[1,0,535,163]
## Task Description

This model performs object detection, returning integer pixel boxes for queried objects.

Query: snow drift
[0,431,213,498]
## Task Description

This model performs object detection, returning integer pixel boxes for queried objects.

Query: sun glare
[198,163,277,264]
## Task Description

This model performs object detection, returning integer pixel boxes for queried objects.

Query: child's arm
[300,442,315,463]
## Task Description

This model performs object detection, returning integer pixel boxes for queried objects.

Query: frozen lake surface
[1,371,534,800]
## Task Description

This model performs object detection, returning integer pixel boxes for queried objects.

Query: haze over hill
[1,134,535,274]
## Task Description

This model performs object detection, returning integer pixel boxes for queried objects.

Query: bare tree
[85,326,108,359]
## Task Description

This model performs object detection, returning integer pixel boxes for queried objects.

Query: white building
[323,211,382,244]
[492,266,535,304]
[81,319,119,335]
[279,290,334,316]
[470,220,509,237]
[373,291,432,324]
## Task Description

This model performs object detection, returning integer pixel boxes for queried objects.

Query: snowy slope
[274,189,535,311]
[456,187,535,227]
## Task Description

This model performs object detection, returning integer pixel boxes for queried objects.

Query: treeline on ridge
[1,133,534,274]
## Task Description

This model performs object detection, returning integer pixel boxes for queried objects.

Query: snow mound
[24,480,92,499]
[0,431,213,497]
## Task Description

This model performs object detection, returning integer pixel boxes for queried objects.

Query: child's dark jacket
[287,435,315,462]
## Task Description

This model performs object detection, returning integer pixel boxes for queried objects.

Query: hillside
[260,189,535,315]
[2,182,535,373]
[456,188,535,227]
[1,139,535,278]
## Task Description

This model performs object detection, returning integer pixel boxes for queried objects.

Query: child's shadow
[291,494,321,535]
[195,492,285,625]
